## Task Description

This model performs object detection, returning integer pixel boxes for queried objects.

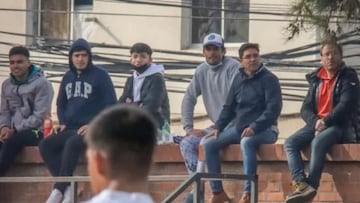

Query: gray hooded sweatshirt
[0,65,54,132]
[132,64,165,102]
[181,56,240,132]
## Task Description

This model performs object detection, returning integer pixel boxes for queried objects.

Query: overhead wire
[0,1,359,99]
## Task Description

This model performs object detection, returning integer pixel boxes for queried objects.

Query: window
[37,0,93,40]
[39,0,70,40]
[192,0,249,44]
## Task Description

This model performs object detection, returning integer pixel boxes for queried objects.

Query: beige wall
[249,0,318,56]
[0,1,29,56]
[0,0,321,118]
[83,1,183,50]
[0,0,319,57]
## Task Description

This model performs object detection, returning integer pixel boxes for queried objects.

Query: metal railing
[0,173,257,203]
[0,176,88,203]
[0,175,190,203]
[162,172,258,203]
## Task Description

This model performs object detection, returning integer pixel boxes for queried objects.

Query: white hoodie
[83,189,154,203]
[132,63,165,102]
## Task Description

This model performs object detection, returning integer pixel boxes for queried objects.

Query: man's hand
[187,129,206,137]
[53,125,66,134]
[241,128,255,138]
[315,119,326,133]
[125,98,132,103]
[77,125,89,136]
[0,127,14,141]
[0,127,10,138]
[207,129,220,139]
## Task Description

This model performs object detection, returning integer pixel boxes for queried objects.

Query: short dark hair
[9,46,30,58]
[130,43,152,56]
[86,105,157,180]
[320,40,343,57]
[238,43,260,59]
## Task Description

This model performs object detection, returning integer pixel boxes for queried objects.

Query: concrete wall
[0,1,28,55]
[83,1,183,50]
[0,0,319,56]
[248,0,317,55]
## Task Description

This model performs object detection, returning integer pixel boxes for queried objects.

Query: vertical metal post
[71,181,78,203]
[37,0,42,35]
[250,175,258,203]
[200,179,205,203]
[69,0,74,40]
[194,175,201,203]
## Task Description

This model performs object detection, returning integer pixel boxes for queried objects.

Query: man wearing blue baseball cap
[180,33,240,203]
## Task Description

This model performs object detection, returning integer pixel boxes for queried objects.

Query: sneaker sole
[285,190,317,203]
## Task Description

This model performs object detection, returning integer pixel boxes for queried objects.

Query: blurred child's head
[85,105,157,194]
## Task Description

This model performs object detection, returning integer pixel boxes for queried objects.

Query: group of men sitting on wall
[0,33,358,203]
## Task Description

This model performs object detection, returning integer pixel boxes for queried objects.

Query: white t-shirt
[84,189,154,203]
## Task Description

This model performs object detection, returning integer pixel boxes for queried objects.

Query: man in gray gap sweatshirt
[180,33,240,203]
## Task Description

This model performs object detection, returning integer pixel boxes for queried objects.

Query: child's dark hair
[130,43,152,56]
[9,46,30,58]
[86,105,157,180]
[238,43,259,59]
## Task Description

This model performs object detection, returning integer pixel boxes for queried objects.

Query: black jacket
[301,65,360,130]
[215,65,282,134]
[119,73,170,128]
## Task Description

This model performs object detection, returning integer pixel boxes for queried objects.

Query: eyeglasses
[242,54,259,60]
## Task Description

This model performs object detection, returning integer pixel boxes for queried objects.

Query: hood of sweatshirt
[133,63,165,78]
[69,38,93,73]
[10,64,43,85]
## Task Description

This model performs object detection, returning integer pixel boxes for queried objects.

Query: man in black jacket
[118,43,170,144]
[284,41,360,203]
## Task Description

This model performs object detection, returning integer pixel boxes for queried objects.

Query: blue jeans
[204,126,278,193]
[284,125,342,189]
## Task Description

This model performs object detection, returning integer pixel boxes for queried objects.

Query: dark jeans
[284,125,342,189]
[205,126,278,193]
[0,129,43,176]
[39,129,86,193]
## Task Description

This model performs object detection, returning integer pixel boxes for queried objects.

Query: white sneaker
[45,189,63,203]
[61,186,72,203]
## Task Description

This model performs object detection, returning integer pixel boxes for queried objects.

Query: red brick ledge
[15,143,360,164]
[204,144,360,162]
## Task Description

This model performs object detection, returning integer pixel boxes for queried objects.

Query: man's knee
[180,135,200,150]
[199,135,215,145]
[284,132,303,151]
[38,138,46,152]
[240,137,255,151]
[65,135,84,151]
[39,135,56,150]
[203,138,219,154]
[310,137,330,154]
[3,135,18,146]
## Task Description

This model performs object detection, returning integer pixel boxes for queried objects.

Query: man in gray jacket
[0,46,53,176]
[180,33,240,202]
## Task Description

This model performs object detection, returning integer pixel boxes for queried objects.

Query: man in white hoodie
[118,43,170,143]
[84,105,156,203]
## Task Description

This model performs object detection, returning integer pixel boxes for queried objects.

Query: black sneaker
[285,181,317,203]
